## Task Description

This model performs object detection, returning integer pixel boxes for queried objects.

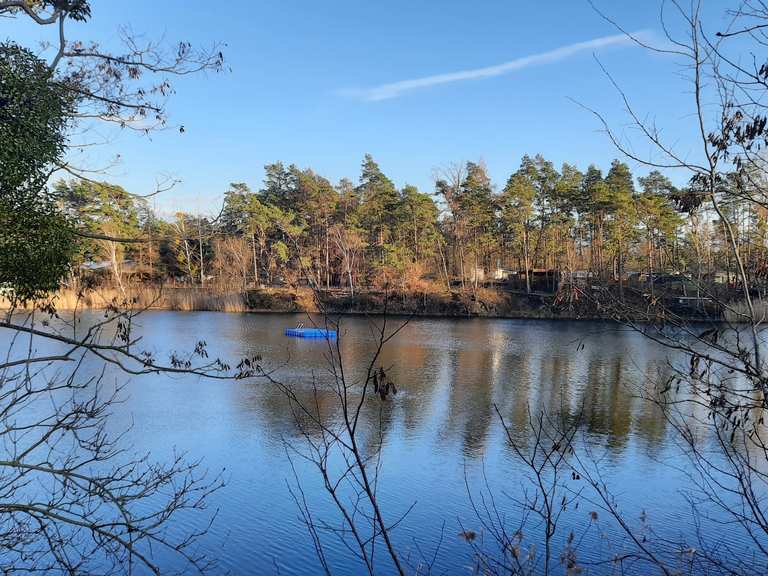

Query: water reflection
[0,311,697,574]
[223,315,679,460]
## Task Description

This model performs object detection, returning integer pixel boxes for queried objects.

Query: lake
[0,311,739,574]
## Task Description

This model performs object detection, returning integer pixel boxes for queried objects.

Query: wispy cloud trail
[344,31,649,101]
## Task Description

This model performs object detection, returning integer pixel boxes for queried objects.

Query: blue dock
[284,327,337,339]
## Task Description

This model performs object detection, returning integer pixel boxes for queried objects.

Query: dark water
[0,312,732,574]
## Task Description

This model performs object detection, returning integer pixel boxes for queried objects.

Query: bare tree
[332,225,365,296]
[434,163,468,290]
[267,298,436,575]
[460,406,585,576]
[212,237,251,290]
[0,2,243,571]
[571,1,768,573]
[0,295,266,573]
[0,0,225,207]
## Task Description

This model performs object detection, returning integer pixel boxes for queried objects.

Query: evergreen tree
[605,160,638,295]
[356,154,400,273]
[0,43,75,303]
[458,162,497,287]
[500,168,537,292]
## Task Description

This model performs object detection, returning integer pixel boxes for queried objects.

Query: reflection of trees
[358,387,397,457]
[634,364,673,453]
[605,357,633,449]
[441,325,497,458]
[541,353,573,411]
[230,316,677,460]
[578,348,672,452]
[376,343,435,436]
[494,352,533,451]
[582,352,610,436]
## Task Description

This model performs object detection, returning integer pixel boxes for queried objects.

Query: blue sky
[3,1,724,215]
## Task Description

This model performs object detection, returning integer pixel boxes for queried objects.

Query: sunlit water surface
[0,312,747,574]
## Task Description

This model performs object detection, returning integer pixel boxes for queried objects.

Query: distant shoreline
[1,285,729,323]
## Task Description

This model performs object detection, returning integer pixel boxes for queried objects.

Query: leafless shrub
[0,294,265,573]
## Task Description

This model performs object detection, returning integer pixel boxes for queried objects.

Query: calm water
[0,312,733,574]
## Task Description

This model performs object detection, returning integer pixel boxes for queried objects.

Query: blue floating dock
[284,328,337,339]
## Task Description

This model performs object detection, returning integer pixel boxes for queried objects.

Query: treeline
[55,154,768,295]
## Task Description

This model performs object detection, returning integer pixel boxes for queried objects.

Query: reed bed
[0,286,250,313]
[723,298,768,324]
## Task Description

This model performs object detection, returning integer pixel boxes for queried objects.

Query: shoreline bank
[1,285,728,323]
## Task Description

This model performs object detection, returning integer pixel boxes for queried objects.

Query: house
[568,270,595,286]
[705,271,730,284]
[79,261,112,271]
[491,267,515,281]
[468,266,485,283]
[505,269,562,293]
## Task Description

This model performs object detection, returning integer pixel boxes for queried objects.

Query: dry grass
[0,283,566,319]
[293,287,319,312]
[161,288,248,312]
[0,286,249,313]
[724,298,768,324]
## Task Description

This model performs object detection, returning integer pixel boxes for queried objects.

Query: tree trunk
[197,220,205,287]
[523,226,531,294]
[108,241,126,297]
[325,222,330,289]
[252,233,259,287]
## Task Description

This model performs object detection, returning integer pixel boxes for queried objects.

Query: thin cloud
[344,31,650,101]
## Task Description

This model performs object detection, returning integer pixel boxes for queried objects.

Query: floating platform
[284,327,337,339]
